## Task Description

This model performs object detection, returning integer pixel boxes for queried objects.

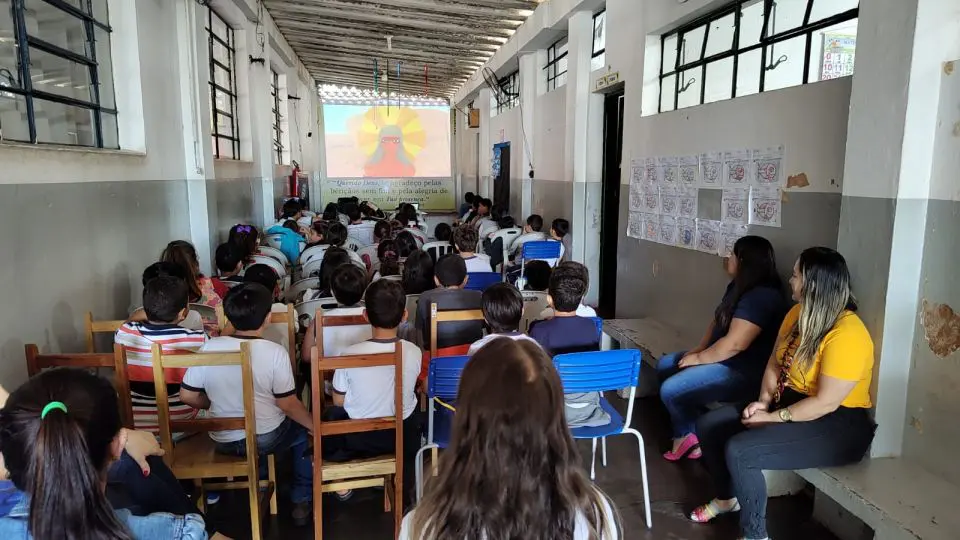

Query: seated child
[482,215,517,268]
[243,264,300,349]
[523,260,552,292]
[115,275,205,433]
[325,279,423,500]
[510,214,547,259]
[180,283,314,524]
[552,218,571,263]
[212,242,244,298]
[459,192,474,220]
[300,264,372,364]
[266,219,304,265]
[433,222,452,243]
[345,202,376,246]
[538,261,598,319]
[275,199,304,228]
[453,224,492,273]
[468,283,539,355]
[529,264,609,428]
[416,254,483,349]
[305,221,327,248]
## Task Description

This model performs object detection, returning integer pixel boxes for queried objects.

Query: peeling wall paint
[787,173,811,188]
[921,300,960,358]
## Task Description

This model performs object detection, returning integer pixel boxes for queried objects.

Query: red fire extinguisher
[289,161,300,198]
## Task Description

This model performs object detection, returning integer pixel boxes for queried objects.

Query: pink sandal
[689,498,740,523]
[663,433,702,461]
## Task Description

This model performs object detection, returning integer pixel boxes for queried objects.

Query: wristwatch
[778,408,793,422]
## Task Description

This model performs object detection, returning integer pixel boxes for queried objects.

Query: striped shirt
[114,322,207,433]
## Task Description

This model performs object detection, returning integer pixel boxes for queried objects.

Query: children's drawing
[751,146,784,187]
[629,182,643,212]
[630,158,644,187]
[723,150,752,187]
[721,188,749,225]
[700,152,723,188]
[677,218,696,249]
[659,186,679,217]
[641,185,660,213]
[642,213,659,242]
[657,157,679,187]
[720,223,750,257]
[749,187,782,227]
[679,155,699,187]
[627,212,643,239]
[643,157,658,186]
[659,215,677,245]
[696,219,721,254]
[678,187,698,218]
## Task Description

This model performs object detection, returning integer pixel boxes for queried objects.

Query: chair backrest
[421,241,453,263]
[553,349,641,427]
[84,312,125,353]
[429,303,485,359]
[343,237,362,253]
[267,305,297,375]
[257,245,289,266]
[405,294,421,329]
[346,249,366,270]
[521,240,563,266]
[427,355,470,400]
[300,244,328,266]
[464,272,502,292]
[301,257,325,279]
[285,277,320,304]
[519,291,551,333]
[491,227,522,250]
[250,255,287,277]
[356,244,380,272]
[24,344,134,428]
[188,303,225,333]
[589,316,603,339]
[294,298,340,325]
[263,233,285,250]
[313,308,372,358]
[150,343,259,473]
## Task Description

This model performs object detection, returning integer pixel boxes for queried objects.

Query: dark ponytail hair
[715,235,782,331]
[378,239,401,277]
[229,224,260,262]
[160,240,202,302]
[0,368,132,540]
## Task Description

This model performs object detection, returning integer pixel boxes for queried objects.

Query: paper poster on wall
[721,187,749,225]
[676,217,697,249]
[751,146,784,187]
[678,187,698,219]
[749,187,782,227]
[700,151,723,188]
[659,215,678,245]
[629,158,644,186]
[723,150,752,187]
[627,211,643,239]
[657,156,679,187]
[659,186,679,217]
[642,213,660,242]
[696,219,721,254]
[720,223,750,257]
[642,157,658,186]
[629,182,644,212]
[679,155,700,188]
[640,184,660,214]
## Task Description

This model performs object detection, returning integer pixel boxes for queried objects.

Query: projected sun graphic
[357,107,427,177]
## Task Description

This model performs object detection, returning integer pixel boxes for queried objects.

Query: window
[591,10,606,71]
[0,0,117,148]
[658,0,858,112]
[493,70,519,115]
[270,69,283,165]
[545,36,568,91]
[206,7,239,160]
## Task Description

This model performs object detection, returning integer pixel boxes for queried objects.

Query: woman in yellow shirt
[689,247,877,540]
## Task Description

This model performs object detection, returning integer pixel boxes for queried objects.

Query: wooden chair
[150,343,277,539]
[428,303,485,359]
[311,313,404,540]
[24,344,134,429]
[188,303,226,333]
[268,304,298,375]
[83,312,125,353]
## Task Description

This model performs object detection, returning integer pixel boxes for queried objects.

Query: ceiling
[263,0,544,99]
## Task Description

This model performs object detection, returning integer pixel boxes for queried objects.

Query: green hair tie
[40,401,68,419]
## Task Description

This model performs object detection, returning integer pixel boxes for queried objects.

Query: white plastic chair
[250,255,287,278]
[300,245,328,267]
[263,233,285,250]
[257,246,289,267]
[346,250,366,270]
[344,238,362,253]
[519,290,550,333]
[356,245,380,272]
[422,241,453,263]
[285,277,319,304]
[302,258,324,279]
[294,297,339,326]
[487,228,521,270]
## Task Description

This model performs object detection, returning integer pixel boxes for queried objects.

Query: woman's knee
[656,351,684,373]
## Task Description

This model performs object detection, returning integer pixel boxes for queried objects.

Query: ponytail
[378,239,401,277]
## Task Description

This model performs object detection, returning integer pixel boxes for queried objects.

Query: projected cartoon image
[359,107,425,177]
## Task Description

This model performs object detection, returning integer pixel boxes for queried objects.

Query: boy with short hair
[529,264,609,428]
[468,283,539,355]
[345,202,376,246]
[551,218,571,263]
[415,254,483,348]
[115,275,206,433]
[538,261,597,318]
[242,264,300,351]
[523,260,552,292]
[459,192,475,219]
[212,242,244,298]
[179,283,314,524]
[453,225,491,273]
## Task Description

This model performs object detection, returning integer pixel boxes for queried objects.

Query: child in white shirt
[453,224,492,273]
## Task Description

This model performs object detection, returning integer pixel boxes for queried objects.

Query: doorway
[598,91,624,318]
[493,142,511,214]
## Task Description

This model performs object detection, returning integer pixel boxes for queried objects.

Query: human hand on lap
[741,410,778,428]
[741,401,769,420]
[678,353,702,369]
[123,429,165,475]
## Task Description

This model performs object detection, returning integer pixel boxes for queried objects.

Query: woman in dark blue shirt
[658,236,787,461]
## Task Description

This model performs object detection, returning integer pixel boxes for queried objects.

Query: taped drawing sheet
[720,223,750,257]
[721,187,749,225]
[696,219,721,254]
[676,217,697,249]
[659,215,678,245]
[723,150,752,187]
[751,146,784,187]
[700,151,723,188]
[679,155,700,188]
[749,187,782,227]
[627,212,643,239]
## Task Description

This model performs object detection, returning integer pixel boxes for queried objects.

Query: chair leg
[415,444,437,501]
[431,446,439,477]
[624,428,653,529]
[602,437,608,468]
[193,479,205,512]
[590,438,598,480]
[249,474,264,540]
[384,474,394,513]
[267,454,278,515]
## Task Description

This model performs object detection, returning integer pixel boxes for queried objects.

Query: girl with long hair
[227,224,259,263]
[691,247,876,540]
[404,338,619,540]
[160,240,221,309]
[377,239,401,279]
[0,368,206,539]
[656,236,787,461]
[401,250,435,295]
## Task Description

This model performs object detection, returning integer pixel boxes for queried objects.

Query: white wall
[533,86,568,182]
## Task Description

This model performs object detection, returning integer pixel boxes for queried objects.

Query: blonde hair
[793,247,856,370]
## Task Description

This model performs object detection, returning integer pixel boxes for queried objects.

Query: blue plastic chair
[518,240,564,283]
[414,355,470,501]
[553,349,652,529]
[464,272,502,292]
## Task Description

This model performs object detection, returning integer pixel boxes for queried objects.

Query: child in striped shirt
[115,275,206,433]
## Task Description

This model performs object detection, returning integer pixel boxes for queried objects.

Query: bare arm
[744,375,858,426]
[331,390,345,407]
[681,319,761,367]
[179,388,211,410]
[685,320,716,356]
[275,394,314,431]
[126,308,148,323]
[301,320,316,364]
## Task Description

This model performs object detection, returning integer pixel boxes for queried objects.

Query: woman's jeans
[657,351,757,438]
[696,390,876,539]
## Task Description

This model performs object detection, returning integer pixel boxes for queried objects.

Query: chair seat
[170,434,249,479]
[322,455,396,482]
[570,397,625,439]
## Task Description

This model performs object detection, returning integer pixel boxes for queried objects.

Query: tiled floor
[206,396,839,540]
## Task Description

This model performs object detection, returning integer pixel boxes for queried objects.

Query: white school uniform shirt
[320,306,372,357]
[467,332,540,356]
[332,338,422,420]
[348,221,377,246]
[182,337,296,443]
[539,304,598,320]
[463,254,492,273]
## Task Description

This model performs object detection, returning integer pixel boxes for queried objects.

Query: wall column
[518,52,537,218]
[477,88,493,198]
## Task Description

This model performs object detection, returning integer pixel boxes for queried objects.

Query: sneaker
[334,489,354,502]
[205,492,220,505]
[292,501,312,527]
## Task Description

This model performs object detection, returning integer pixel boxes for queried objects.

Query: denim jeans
[696,390,875,539]
[215,418,313,503]
[657,351,756,438]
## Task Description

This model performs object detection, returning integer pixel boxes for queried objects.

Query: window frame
[270,69,284,165]
[658,0,859,112]
[3,0,118,148]
[544,36,568,92]
[495,70,520,114]
[592,9,606,59]
[206,7,240,160]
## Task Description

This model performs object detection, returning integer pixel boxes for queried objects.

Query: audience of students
[401,250,436,295]
[415,254,483,349]
[181,283,315,525]
[657,236,787,461]
[467,283,538,355]
[453,225,491,273]
[691,247,875,540]
[212,242,245,298]
[403,338,620,540]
